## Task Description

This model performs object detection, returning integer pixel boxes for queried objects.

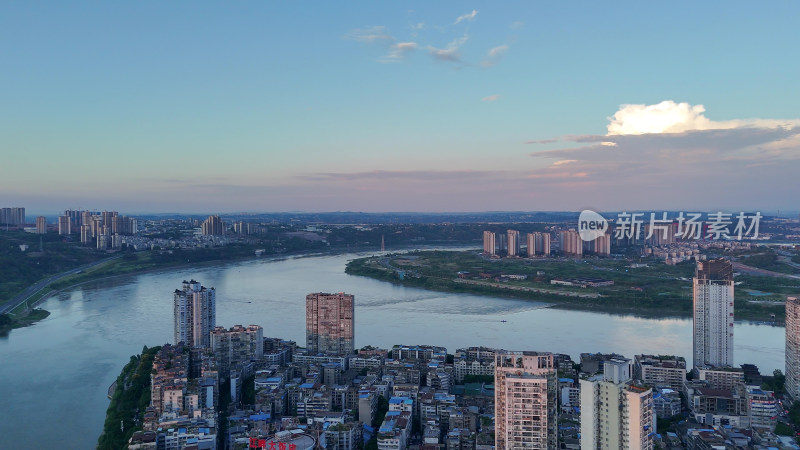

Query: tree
[372,396,389,429]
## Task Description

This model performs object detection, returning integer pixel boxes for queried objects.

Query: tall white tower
[174,279,216,348]
[692,259,734,369]
[786,297,800,401]
[580,358,655,450]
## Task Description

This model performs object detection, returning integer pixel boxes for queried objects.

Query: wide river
[0,250,786,449]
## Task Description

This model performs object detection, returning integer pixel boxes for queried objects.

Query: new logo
[578,210,608,242]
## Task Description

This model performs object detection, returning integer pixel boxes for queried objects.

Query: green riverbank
[345,250,789,322]
[97,345,161,450]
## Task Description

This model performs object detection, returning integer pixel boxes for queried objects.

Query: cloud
[509,21,525,29]
[481,44,509,67]
[346,27,418,63]
[381,42,418,63]
[428,35,468,63]
[482,95,500,102]
[525,138,559,145]
[308,170,504,182]
[606,100,800,135]
[345,26,393,43]
[487,45,508,59]
[521,101,800,209]
[454,10,478,24]
[429,47,461,62]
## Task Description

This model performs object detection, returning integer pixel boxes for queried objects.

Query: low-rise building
[377,410,412,450]
[746,386,778,432]
[634,354,687,390]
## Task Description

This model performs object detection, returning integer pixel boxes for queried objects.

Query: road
[732,261,800,280]
[453,278,601,298]
[0,255,122,316]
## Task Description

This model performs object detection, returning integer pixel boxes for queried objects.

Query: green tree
[372,396,389,429]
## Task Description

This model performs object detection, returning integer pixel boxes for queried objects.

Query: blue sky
[2,2,799,214]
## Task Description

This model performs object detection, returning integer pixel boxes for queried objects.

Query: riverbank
[0,309,50,336]
[345,250,787,322]
[97,346,161,450]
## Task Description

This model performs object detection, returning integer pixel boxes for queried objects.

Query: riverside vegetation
[345,250,791,321]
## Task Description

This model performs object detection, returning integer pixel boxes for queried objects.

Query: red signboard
[249,438,297,450]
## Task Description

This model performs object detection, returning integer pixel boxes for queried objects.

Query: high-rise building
[306,292,354,355]
[174,280,216,348]
[594,233,611,256]
[645,222,677,246]
[113,215,137,235]
[496,233,507,256]
[560,230,582,257]
[526,233,537,257]
[693,259,734,369]
[64,209,82,231]
[35,216,47,234]
[210,324,263,376]
[538,232,551,256]
[495,351,557,449]
[526,232,551,257]
[0,207,25,226]
[101,211,118,232]
[80,224,91,244]
[201,215,225,235]
[507,230,520,257]
[58,215,71,235]
[233,221,247,235]
[81,210,93,227]
[786,297,800,401]
[483,231,496,256]
[580,358,655,450]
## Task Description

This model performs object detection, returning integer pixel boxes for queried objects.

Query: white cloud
[487,45,508,59]
[606,100,800,135]
[525,138,559,145]
[381,42,418,63]
[454,10,478,24]
[428,35,468,63]
[509,21,524,29]
[481,44,508,67]
[482,95,500,102]
[345,26,393,43]
[523,102,800,209]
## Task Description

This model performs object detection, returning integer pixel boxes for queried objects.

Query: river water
[0,250,786,449]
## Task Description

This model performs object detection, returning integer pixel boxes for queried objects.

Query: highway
[732,261,800,280]
[0,255,122,316]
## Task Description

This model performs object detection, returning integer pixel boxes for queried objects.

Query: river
[0,250,787,449]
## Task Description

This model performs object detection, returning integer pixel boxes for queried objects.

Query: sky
[2,1,799,215]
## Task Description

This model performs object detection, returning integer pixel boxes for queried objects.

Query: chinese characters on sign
[249,438,297,450]
[610,211,761,241]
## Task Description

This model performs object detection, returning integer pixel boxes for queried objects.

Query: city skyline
[2,2,800,213]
